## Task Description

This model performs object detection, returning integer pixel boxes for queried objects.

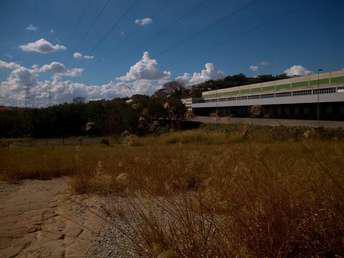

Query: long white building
[188,70,344,120]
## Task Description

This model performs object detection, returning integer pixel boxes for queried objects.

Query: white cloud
[260,61,270,66]
[284,65,312,76]
[39,62,66,74]
[26,24,38,32]
[249,61,270,73]
[135,17,153,27]
[64,68,84,77]
[84,55,94,60]
[0,52,171,107]
[249,65,259,72]
[73,52,83,59]
[20,38,67,54]
[0,66,39,106]
[176,63,225,86]
[118,51,170,82]
[0,60,22,70]
[38,62,83,77]
[114,51,171,96]
[7,67,37,87]
[73,52,94,60]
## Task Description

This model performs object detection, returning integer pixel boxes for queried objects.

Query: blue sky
[0,0,343,106]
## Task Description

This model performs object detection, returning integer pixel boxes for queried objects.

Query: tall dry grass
[102,140,344,257]
[1,126,343,256]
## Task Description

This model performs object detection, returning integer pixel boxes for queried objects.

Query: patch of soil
[0,178,105,258]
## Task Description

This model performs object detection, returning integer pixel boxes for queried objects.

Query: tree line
[0,73,288,138]
[0,95,185,138]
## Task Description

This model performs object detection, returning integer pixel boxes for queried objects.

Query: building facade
[189,70,344,120]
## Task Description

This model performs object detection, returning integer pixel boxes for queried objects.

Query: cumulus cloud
[20,38,67,54]
[249,61,270,73]
[260,61,270,66]
[39,62,66,74]
[118,51,170,82]
[176,63,224,86]
[0,52,171,107]
[284,65,312,76]
[73,52,94,60]
[0,60,22,70]
[7,67,37,88]
[113,51,171,96]
[73,52,83,59]
[26,24,38,32]
[249,65,259,72]
[38,62,83,77]
[0,66,39,106]
[135,17,153,27]
[0,59,86,106]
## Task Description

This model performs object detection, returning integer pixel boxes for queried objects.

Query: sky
[0,0,343,107]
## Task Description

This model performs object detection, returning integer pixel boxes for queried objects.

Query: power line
[100,0,236,60]
[154,0,210,38]
[157,0,257,57]
[169,3,300,71]
[24,82,33,108]
[92,0,175,59]
[82,0,113,41]
[171,22,264,69]
[90,0,140,53]
[96,1,175,58]
[121,0,210,50]
[72,0,91,39]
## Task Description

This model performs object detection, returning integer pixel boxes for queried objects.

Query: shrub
[126,135,142,146]
[100,138,110,146]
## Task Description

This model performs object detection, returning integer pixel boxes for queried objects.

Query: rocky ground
[0,178,113,258]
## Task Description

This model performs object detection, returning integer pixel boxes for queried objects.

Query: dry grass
[102,139,344,257]
[1,126,344,256]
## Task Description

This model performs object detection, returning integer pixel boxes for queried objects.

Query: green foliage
[0,109,32,137]
[0,96,174,138]
[0,72,289,138]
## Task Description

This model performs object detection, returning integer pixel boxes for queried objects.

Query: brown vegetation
[0,125,343,257]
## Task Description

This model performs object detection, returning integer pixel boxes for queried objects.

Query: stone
[303,130,311,139]
[116,173,129,186]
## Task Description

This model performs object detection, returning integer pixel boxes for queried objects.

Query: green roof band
[331,76,344,84]
[292,81,308,89]
[309,78,330,86]
[204,75,344,99]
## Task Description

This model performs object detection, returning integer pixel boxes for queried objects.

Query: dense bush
[0,96,185,138]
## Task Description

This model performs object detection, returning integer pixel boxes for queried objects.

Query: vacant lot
[1,125,343,257]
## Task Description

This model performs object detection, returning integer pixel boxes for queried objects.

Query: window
[337,87,344,93]
[248,95,260,99]
[261,93,274,99]
[237,96,248,100]
[276,92,292,97]
[292,90,312,96]
[313,88,336,94]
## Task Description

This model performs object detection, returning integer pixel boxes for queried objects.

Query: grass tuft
[1,126,343,256]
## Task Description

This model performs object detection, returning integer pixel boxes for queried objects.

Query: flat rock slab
[0,178,105,258]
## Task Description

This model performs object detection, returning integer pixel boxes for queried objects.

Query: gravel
[88,220,136,258]
[87,197,137,258]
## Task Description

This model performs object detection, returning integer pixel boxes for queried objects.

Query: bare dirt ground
[0,178,106,258]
